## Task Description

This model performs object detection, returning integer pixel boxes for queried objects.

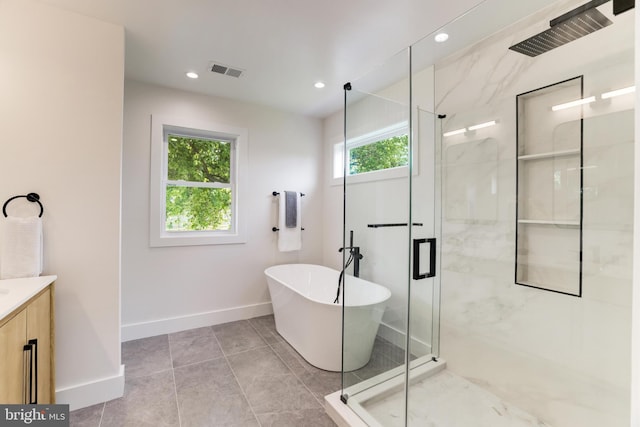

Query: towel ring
[3,193,44,218]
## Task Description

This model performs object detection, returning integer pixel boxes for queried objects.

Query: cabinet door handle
[22,344,32,405]
[413,238,436,280]
[28,339,38,404]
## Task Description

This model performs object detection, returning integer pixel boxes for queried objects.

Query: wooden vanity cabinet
[0,285,54,404]
[0,309,27,403]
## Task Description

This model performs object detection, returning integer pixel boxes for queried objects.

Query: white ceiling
[38,0,489,118]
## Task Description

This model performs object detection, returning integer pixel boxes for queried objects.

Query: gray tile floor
[70,315,405,427]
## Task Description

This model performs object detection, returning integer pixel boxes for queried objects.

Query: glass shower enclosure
[339,43,442,426]
[336,0,635,426]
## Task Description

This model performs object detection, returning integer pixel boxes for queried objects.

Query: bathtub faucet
[339,230,364,277]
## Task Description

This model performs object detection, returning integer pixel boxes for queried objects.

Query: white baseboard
[56,364,125,411]
[377,322,431,357]
[121,302,274,342]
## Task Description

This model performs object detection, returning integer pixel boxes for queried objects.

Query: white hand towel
[277,191,301,252]
[0,216,43,279]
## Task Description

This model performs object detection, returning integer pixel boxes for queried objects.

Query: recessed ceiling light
[434,33,449,43]
[186,72,199,79]
[314,81,325,89]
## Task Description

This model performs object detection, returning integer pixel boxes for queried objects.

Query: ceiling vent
[209,62,244,78]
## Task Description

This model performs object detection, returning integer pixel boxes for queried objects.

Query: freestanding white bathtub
[264,263,391,372]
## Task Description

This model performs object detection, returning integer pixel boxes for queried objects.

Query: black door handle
[413,238,436,280]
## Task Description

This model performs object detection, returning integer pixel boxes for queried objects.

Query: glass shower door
[340,46,442,427]
[407,105,441,365]
[403,45,444,426]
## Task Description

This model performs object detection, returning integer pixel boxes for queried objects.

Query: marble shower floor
[363,369,552,427]
[70,315,406,427]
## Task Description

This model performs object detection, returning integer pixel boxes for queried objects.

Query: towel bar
[367,222,423,228]
[273,227,305,232]
[272,191,305,197]
[273,191,304,235]
[3,193,44,218]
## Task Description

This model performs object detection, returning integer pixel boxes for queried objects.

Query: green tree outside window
[348,134,409,175]
[165,135,232,231]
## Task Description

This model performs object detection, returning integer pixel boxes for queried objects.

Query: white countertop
[0,275,56,321]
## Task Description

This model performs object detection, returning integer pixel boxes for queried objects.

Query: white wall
[122,80,324,339]
[322,66,436,354]
[322,112,344,271]
[0,0,124,410]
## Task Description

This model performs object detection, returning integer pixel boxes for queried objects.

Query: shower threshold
[325,355,446,427]
[325,355,552,427]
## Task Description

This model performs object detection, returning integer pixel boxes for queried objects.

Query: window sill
[330,166,414,186]
[150,231,247,247]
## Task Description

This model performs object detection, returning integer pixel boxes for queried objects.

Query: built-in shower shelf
[517,148,580,160]
[517,280,562,291]
[516,76,583,297]
[518,219,580,226]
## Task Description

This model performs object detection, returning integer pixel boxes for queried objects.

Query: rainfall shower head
[509,0,613,57]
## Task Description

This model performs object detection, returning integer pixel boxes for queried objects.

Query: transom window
[333,121,412,183]
[348,134,409,175]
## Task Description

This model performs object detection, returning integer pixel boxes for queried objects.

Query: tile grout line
[266,340,325,407]
[171,354,226,370]
[125,366,174,380]
[166,335,183,427]
[120,318,337,426]
[250,318,407,408]
[352,351,401,382]
[97,402,106,427]
[211,324,264,427]
[247,319,329,410]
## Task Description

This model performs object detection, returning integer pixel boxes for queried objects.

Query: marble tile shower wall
[433,0,634,426]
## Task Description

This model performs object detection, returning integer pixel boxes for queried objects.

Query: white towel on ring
[0,216,43,279]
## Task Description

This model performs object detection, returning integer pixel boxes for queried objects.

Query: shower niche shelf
[515,76,583,297]
[517,219,579,226]
[517,148,580,161]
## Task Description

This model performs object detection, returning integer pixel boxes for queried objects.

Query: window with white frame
[150,116,248,247]
[332,121,412,184]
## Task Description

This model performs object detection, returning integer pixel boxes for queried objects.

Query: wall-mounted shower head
[509,0,613,57]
